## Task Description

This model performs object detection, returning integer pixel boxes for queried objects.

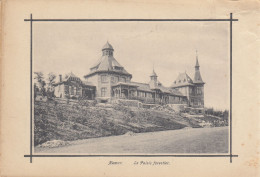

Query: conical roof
[150,69,157,77]
[102,41,114,51]
[195,50,200,67]
[193,69,204,83]
[193,56,204,84]
[195,58,200,67]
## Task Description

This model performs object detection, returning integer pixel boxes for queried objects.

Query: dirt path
[35,126,228,153]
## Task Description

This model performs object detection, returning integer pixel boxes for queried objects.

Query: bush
[57,111,66,122]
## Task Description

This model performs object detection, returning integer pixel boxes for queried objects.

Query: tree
[34,72,46,96]
[47,72,56,89]
[34,83,38,99]
[46,73,56,99]
[34,72,44,85]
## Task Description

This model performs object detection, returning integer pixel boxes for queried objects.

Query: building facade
[54,42,205,107]
[170,52,205,108]
[53,72,95,99]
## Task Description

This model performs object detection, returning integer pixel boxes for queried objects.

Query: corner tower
[194,50,203,83]
[84,42,132,102]
[102,41,114,56]
[192,51,205,108]
[150,69,158,82]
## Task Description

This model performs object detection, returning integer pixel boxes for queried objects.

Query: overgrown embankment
[34,99,201,146]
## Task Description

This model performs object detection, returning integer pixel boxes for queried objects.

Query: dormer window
[184,79,186,82]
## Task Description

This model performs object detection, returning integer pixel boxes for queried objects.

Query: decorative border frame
[24,13,238,163]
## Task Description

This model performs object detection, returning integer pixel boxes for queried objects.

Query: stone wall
[111,99,141,107]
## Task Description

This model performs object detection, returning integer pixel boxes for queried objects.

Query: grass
[34,100,197,146]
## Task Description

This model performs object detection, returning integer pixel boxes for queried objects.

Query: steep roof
[85,42,131,78]
[195,58,200,67]
[86,55,131,76]
[193,58,204,84]
[171,72,194,88]
[54,73,96,88]
[54,72,82,85]
[131,82,153,92]
[64,72,78,81]
[150,69,157,77]
[102,41,114,51]
[193,70,204,84]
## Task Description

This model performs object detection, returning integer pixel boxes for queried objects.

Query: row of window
[137,91,153,98]
[101,75,127,83]
[189,87,203,95]
[169,96,183,102]
[137,91,183,102]
[64,85,81,95]
[191,99,203,106]
[103,50,113,56]
[174,78,191,84]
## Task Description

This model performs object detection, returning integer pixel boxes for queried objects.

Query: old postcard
[1,0,259,176]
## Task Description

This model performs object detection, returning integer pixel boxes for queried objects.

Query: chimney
[59,74,62,82]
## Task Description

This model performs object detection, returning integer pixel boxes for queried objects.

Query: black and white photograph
[33,21,230,154]
[3,0,260,176]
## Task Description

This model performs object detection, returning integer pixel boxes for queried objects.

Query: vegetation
[34,100,192,146]
[204,107,229,126]
[34,98,229,146]
[34,72,56,100]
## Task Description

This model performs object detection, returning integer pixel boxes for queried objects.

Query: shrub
[57,111,66,122]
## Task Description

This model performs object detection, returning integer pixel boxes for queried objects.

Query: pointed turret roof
[195,58,199,67]
[195,50,200,67]
[193,52,204,84]
[150,69,157,77]
[102,41,114,51]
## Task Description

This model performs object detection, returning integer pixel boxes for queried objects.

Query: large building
[171,51,205,108]
[54,42,205,108]
[53,72,96,99]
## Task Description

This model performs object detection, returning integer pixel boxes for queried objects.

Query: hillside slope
[34,100,201,146]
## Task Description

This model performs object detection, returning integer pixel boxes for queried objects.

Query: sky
[33,21,230,110]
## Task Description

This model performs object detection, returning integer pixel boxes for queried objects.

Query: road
[35,126,229,153]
